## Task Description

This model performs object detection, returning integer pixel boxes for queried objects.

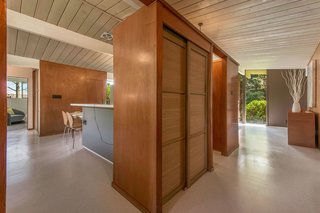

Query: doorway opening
[7,76,28,131]
[245,70,267,124]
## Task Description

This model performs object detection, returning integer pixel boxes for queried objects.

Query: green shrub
[246,100,266,122]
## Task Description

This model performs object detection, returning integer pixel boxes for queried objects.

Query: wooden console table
[287,112,316,148]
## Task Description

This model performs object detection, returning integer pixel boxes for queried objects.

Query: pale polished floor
[7,125,320,213]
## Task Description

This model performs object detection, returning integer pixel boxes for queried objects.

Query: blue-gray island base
[71,104,114,162]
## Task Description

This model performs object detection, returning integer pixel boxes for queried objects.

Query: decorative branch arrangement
[281,69,307,112]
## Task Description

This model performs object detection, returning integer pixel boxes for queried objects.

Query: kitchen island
[71,104,114,162]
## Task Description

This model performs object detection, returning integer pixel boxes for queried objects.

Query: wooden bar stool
[66,112,82,149]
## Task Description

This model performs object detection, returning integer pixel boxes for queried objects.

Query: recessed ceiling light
[100,32,113,41]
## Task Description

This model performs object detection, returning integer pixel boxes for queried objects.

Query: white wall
[7,98,27,114]
[7,65,33,129]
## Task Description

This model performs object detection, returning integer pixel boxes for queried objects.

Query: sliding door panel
[187,42,208,186]
[162,28,186,203]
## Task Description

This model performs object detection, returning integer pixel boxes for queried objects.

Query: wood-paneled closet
[162,28,208,203]
[113,1,238,212]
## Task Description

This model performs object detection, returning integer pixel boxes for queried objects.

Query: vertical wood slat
[0,0,7,212]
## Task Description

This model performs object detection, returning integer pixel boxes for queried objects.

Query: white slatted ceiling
[6,0,138,72]
[7,27,114,72]
[7,0,136,41]
[167,0,320,70]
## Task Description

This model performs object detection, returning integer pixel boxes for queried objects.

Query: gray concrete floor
[7,125,320,213]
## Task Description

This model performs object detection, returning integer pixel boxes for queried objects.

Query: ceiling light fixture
[198,22,203,31]
[101,32,113,41]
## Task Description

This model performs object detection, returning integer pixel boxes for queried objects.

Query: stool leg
[72,129,75,149]
[63,126,67,142]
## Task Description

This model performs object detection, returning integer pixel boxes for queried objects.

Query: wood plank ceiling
[166,0,320,71]
[8,0,320,71]
[7,0,138,72]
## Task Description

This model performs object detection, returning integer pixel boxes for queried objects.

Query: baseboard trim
[223,144,239,156]
[82,146,113,165]
[112,181,151,213]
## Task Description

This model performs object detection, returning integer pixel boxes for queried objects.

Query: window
[7,77,28,99]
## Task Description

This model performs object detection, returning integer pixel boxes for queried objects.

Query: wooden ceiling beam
[7,54,40,69]
[7,9,113,56]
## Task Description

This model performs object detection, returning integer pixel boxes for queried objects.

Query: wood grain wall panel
[225,58,239,155]
[112,4,158,212]
[212,58,239,156]
[39,61,106,136]
[212,59,226,152]
[0,1,6,212]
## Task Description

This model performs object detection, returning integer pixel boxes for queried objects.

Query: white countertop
[70,103,114,109]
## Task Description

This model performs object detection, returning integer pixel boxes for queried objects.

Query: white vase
[292,102,301,113]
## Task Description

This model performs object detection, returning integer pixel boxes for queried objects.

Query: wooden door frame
[0,0,6,212]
